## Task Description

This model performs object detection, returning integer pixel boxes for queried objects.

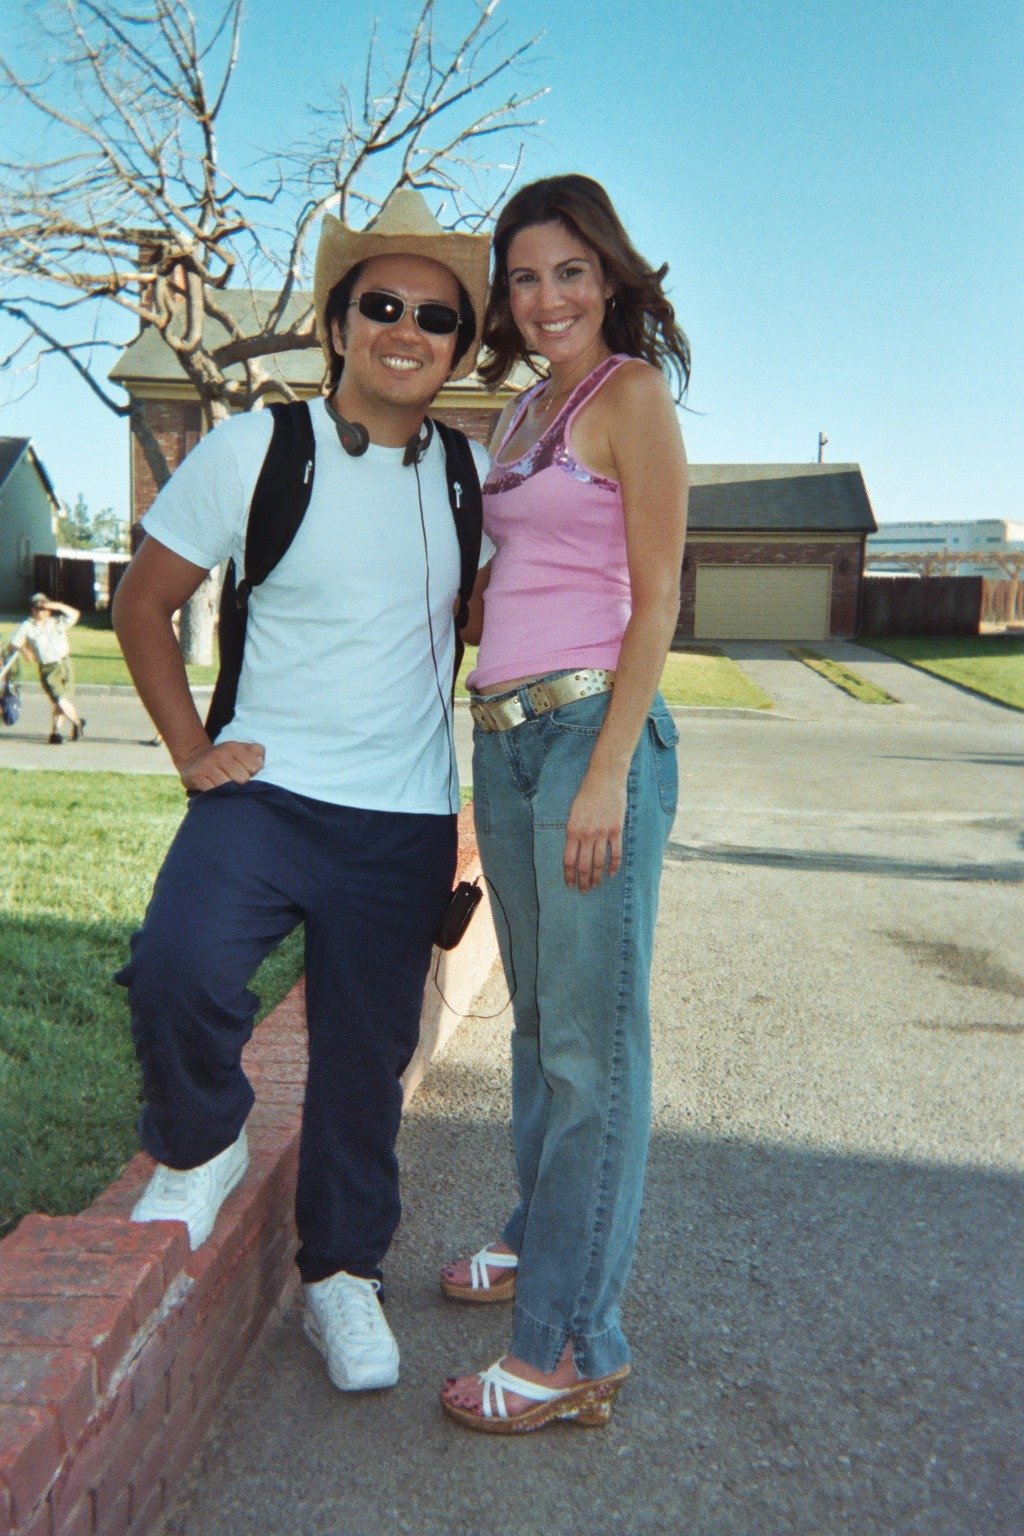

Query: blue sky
[1,0,1020,526]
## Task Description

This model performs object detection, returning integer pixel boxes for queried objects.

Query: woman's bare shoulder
[595,360,679,447]
[601,359,686,478]
[604,356,674,410]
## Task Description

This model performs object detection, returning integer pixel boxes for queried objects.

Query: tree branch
[0,304,133,415]
[1,0,542,424]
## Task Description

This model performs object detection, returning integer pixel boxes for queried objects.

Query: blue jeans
[472,676,679,1377]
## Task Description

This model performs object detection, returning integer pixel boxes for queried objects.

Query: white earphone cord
[413,456,515,1019]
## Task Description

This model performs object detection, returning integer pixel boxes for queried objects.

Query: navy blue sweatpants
[117,780,456,1283]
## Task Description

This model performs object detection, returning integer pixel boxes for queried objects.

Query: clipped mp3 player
[436,879,484,951]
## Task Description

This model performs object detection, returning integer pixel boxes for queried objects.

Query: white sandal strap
[468,1246,519,1291]
[478,1359,568,1420]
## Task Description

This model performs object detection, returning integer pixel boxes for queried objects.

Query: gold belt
[470,669,615,733]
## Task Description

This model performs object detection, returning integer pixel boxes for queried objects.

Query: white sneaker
[303,1271,400,1391]
[131,1129,249,1250]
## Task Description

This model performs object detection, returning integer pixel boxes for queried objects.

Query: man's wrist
[172,735,214,774]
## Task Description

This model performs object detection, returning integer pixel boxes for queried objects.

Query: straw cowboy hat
[313,187,490,383]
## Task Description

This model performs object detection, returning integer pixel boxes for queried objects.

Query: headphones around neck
[324,397,433,467]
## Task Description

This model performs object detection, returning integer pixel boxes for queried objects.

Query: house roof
[687,463,876,534]
[0,437,60,508]
[109,287,532,395]
[0,437,30,488]
[110,290,321,388]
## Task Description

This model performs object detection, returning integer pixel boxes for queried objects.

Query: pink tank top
[469,353,634,692]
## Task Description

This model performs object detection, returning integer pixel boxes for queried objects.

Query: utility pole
[817,432,828,463]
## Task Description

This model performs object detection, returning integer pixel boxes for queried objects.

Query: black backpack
[205,400,483,741]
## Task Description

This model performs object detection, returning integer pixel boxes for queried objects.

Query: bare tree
[0,0,543,659]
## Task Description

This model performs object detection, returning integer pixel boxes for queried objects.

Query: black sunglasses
[348,289,461,337]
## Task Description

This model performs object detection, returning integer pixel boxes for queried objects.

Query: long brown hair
[479,174,691,399]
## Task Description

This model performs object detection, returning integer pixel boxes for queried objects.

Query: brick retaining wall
[0,807,496,1536]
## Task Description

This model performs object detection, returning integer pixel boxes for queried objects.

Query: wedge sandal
[441,1357,630,1435]
[440,1244,518,1304]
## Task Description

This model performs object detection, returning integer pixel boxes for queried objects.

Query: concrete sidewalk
[162,691,1023,1535]
[0,684,201,774]
[0,687,476,784]
[718,638,1018,725]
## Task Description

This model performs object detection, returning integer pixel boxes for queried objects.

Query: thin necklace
[534,380,574,418]
[534,352,610,418]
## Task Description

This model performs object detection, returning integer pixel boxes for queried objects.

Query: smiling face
[330,252,461,436]
[505,219,613,375]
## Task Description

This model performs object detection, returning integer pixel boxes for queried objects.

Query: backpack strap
[433,419,483,694]
[433,417,483,609]
[241,400,316,597]
[205,400,316,740]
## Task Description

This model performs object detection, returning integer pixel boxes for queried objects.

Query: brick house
[110,307,876,641]
[108,290,529,524]
[678,463,877,641]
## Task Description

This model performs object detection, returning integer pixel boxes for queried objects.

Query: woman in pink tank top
[440,176,690,1434]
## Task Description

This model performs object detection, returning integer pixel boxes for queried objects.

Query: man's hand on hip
[180,740,266,794]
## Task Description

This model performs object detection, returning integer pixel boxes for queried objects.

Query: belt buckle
[500,696,527,730]
[528,679,557,715]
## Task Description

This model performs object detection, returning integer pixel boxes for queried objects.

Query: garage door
[694,565,832,641]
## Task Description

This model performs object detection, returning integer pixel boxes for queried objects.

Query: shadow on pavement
[881,754,1024,770]
[166,1084,1024,1536]
[665,840,1024,885]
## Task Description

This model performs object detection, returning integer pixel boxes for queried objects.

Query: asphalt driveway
[160,661,1024,1536]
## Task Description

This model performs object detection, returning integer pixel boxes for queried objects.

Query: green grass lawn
[864,636,1024,711]
[0,770,303,1238]
[455,645,773,709]
[1,611,218,688]
[4,616,773,710]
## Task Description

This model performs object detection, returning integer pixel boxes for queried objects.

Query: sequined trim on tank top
[483,354,630,496]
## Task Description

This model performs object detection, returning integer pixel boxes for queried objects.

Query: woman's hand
[564,765,629,892]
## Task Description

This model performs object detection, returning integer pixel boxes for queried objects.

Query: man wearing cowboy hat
[113,189,492,1392]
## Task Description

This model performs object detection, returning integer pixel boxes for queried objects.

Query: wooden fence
[982,578,1024,628]
[860,576,1024,636]
[32,555,130,613]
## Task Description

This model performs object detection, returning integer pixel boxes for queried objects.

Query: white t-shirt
[142,399,491,815]
[11,614,71,666]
